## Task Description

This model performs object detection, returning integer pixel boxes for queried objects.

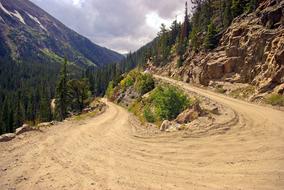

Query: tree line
[0,50,146,133]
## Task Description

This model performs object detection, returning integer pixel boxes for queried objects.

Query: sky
[30,0,189,54]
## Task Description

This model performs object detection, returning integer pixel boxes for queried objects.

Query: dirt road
[1,76,284,190]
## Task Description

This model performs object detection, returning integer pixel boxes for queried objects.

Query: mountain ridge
[0,0,123,67]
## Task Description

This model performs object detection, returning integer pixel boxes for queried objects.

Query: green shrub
[106,81,115,99]
[129,100,146,122]
[215,86,226,94]
[120,70,141,90]
[120,75,134,90]
[143,106,156,123]
[265,94,284,106]
[149,85,191,120]
[135,73,155,95]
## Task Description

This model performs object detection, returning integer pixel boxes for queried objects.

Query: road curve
[0,77,284,190]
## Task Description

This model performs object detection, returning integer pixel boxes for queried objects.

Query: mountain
[0,0,123,67]
[0,0,124,134]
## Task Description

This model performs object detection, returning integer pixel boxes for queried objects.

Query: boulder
[175,109,199,124]
[165,123,182,132]
[160,120,182,132]
[202,103,219,115]
[15,124,32,135]
[160,120,171,131]
[208,107,219,115]
[0,133,16,142]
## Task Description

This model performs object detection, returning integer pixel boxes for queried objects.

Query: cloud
[31,0,188,54]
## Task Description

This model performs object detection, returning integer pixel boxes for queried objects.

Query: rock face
[151,0,284,96]
[116,86,140,108]
[200,0,284,93]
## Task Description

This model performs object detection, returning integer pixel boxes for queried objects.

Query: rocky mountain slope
[148,0,283,101]
[0,0,123,67]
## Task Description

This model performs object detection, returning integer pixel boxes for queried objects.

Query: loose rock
[0,133,16,142]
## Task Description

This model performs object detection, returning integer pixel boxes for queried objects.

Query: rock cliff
[149,0,284,99]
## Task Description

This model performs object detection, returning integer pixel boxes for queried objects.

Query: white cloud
[30,0,188,53]
[72,0,84,7]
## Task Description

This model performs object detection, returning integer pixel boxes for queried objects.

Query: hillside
[129,0,283,105]
[0,0,123,67]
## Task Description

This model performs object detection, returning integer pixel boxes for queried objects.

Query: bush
[265,94,284,106]
[143,106,156,123]
[119,70,140,90]
[120,75,134,90]
[134,73,155,95]
[149,85,191,120]
[106,81,115,99]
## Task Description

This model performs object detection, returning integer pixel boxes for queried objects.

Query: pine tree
[158,24,170,64]
[231,0,243,18]
[177,2,191,58]
[39,87,52,122]
[55,57,69,121]
[14,92,25,128]
[181,2,191,42]
[204,21,217,49]
[26,92,36,122]
[67,79,91,112]
[0,107,3,134]
[190,27,199,51]
[246,0,258,13]
[8,109,14,133]
[170,19,180,45]
[2,98,11,133]
[223,0,233,27]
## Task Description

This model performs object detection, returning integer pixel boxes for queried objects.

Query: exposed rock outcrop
[150,0,284,97]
